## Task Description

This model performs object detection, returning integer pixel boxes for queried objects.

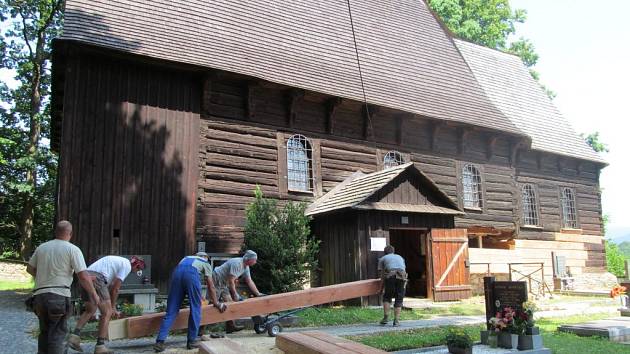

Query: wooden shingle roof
[61,0,525,137]
[455,39,605,164]
[305,163,463,216]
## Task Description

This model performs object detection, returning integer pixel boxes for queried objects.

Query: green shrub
[120,303,143,317]
[242,186,319,294]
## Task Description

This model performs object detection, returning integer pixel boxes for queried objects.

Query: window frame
[383,150,405,169]
[560,187,579,229]
[286,134,315,194]
[458,162,484,212]
[520,183,541,227]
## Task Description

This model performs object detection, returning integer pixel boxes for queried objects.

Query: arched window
[462,164,483,209]
[522,184,539,226]
[560,187,578,228]
[383,151,404,169]
[286,134,313,192]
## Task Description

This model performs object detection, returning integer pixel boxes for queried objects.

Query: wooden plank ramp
[110,279,382,339]
[276,331,386,354]
[198,338,244,354]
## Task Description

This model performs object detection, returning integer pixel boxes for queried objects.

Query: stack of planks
[109,279,382,340]
[276,331,387,354]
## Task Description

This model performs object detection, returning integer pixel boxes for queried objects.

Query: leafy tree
[428,0,555,99]
[582,132,609,153]
[617,241,630,261]
[242,187,320,294]
[0,0,63,259]
[606,241,626,277]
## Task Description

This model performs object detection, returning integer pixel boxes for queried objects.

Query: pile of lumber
[276,331,387,354]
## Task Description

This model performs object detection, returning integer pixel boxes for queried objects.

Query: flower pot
[498,332,518,349]
[447,344,472,354]
[487,334,498,348]
[518,334,543,350]
[480,330,489,345]
[526,326,540,335]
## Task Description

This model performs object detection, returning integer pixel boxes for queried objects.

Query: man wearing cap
[69,255,146,353]
[211,250,263,333]
[154,252,226,352]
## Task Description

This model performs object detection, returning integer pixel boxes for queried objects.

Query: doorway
[389,229,428,298]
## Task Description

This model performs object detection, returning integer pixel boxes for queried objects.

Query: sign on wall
[370,237,387,251]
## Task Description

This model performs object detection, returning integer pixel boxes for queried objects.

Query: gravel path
[0,290,39,354]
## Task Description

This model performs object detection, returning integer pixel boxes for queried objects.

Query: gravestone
[492,280,528,313]
[481,277,549,352]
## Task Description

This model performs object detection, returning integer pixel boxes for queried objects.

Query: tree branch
[38,0,64,37]
[18,8,35,62]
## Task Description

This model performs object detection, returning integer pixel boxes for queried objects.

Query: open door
[429,228,472,301]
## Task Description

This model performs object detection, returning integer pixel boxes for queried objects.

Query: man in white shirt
[69,255,145,354]
[26,220,100,354]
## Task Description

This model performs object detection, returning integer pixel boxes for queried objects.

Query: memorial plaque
[492,281,528,313]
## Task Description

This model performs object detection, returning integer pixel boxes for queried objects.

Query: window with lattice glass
[462,164,483,209]
[560,187,578,228]
[521,184,539,226]
[286,134,314,192]
[383,151,405,169]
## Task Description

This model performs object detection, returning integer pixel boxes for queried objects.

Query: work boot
[225,321,245,334]
[379,316,389,325]
[187,339,201,349]
[93,344,114,354]
[153,341,166,353]
[393,319,400,327]
[67,334,83,352]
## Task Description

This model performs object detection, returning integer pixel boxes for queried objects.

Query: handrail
[470,262,553,297]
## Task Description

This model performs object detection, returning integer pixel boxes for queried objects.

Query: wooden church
[50,0,606,300]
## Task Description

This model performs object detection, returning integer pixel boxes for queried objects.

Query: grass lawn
[0,278,33,291]
[296,303,484,327]
[347,313,630,353]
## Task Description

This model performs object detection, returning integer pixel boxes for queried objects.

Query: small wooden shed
[307,163,472,303]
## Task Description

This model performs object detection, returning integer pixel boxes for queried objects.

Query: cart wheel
[267,323,283,337]
[254,323,267,334]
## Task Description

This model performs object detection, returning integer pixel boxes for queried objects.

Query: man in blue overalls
[154,252,227,352]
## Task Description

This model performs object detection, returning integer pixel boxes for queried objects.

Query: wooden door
[429,228,472,301]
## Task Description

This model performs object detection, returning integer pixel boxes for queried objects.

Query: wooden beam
[457,128,472,155]
[326,97,343,134]
[245,82,258,121]
[121,279,382,339]
[429,121,442,151]
[485,135,498,160]
[202,76,212,115]
[287,89,304,127]
[556,157,565,173]
[509,138,524,166]
[536,152,542,170]
[363,104,378,140]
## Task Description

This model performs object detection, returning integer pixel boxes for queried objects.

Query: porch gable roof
[305,162,463,216]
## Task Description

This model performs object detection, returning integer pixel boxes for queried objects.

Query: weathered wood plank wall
[199,73,603,260]
[55,49,200,290]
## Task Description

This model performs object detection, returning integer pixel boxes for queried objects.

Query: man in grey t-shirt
[211,250,263,333]
[27,221,99,354]
[377,245,407,327]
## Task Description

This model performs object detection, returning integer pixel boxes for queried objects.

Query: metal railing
[471,262,553,297]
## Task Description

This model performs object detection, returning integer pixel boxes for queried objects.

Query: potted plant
[445,328,473,354]
[487,315,503,348]
[611,284,628,309]
[516,301,543,350]
[495,307,518,349]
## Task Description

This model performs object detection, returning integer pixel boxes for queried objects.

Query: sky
[510,0,630,240]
